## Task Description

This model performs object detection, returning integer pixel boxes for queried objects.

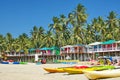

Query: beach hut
[28,48,36,62]
[115,41,120,50]
[60,45,73,60]
[88,42,101,51]
[40,47,51,55]
[49,46,60,62]
[94,40,117,60]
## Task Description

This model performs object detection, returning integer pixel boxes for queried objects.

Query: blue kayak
[13,62,20,64]
[1,62,9,64]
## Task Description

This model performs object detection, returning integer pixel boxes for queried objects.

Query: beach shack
[88,42,101,60]
[60,44,87,61]
[39,46,60,63]
[5,49,29,62]
[88,40,120,60]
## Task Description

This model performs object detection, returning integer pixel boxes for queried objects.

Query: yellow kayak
[63,65,115,74]
[83,69,120,79]
[63,68,94,74]
[43,67,66,73]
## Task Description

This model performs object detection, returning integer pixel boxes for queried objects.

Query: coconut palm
[37,26,45,48]
[30,26,39,48]
[5,33,14,52]
[59,14,71,46]
[117,18,120,40]
[17,33,30,61]
[97,16,107,41]
[85,24,94,44]
[0,34,6,54]
[69,4,88,44]
[48,16,64,46]
[91,17,102,42]
[106,11,119,40]
[17,33,30,53]
[42,31,55,47]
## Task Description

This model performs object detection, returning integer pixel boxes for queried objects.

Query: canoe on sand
[43,68,66,73]
[63,68,94,74]
[83,69,120,80]
[43,65,89,73]
[63,65,115,74]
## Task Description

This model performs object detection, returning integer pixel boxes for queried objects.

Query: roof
[88,42,101,46]
[101,40,116,44]
[115,40,120,43]
[61,45,73,48]
[40,47,50,50]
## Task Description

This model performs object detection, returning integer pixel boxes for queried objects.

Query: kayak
[90,65,115,71]
[74,65,89,69]
[63,68,83,74]
[43,65,89,73]
[1,62,9,64]
[43,68,66,73]
[83,69,120,80]
[63,65,115,74]
[13,62,20,64]
[63,68,94,74]
[20,62,27,64]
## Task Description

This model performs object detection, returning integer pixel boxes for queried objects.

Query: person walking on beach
[35,53,39,63]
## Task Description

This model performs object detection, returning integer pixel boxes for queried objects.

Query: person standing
[35,53,38,63]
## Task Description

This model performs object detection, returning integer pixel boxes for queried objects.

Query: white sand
[0,63,120,80]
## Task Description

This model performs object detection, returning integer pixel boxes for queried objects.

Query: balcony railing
[60,50,84,54]
[87,47,120,53]
[7,52,57,57]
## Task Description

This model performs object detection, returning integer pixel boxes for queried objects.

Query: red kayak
[74,65,89,69]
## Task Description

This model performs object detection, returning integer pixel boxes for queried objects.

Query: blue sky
[0,0,120,38]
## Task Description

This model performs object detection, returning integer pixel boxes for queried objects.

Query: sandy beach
[0,63,120,80]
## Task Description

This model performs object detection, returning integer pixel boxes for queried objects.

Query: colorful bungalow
[39,46,60,62]
[88,40,120,60]
[5,46,60,63]
[60,44,88,61]
[4,49,30,62]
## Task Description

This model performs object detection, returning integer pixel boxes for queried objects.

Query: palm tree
[74,4,87,24]
[48,16,63,46]
[30,26,39,48]
[18,33,29,53]
[85,24,94,44]
[106,11,119,40]
[117,18,120,40]
[0,34,6,53]
[69,4,88,44]
[42,31,55,47]
[0,34,6,61]
[5,33,14,53]
[17,33,30,61]
[96,16,106,41]
[37,26,45,48]
[91,18,101,42]
[59,14,71,46]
